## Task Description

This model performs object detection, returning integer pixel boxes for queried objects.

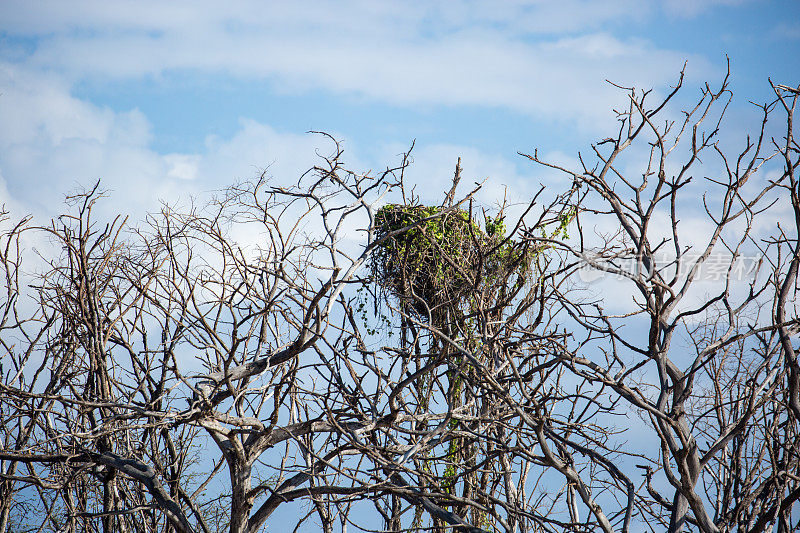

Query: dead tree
[521,66,800,532]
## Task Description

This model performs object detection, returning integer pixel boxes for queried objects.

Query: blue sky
[0,0,798,222]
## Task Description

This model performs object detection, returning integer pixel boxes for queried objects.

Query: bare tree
[521,67,800,532]
[0,72,797,533]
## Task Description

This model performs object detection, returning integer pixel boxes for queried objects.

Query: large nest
[371,204,526,317]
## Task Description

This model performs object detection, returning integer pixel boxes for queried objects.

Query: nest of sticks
[371,204,524,317]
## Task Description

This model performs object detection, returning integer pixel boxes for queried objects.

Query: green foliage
[555,207,575,240]
[484,214,506,238]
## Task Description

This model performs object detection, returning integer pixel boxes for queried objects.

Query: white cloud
[0,1,648,38]
[198,120,328,186]
[661,0,750,18]
[0,2,709,129]
[164,154,200,181]
[0,63,364,226]
[375,141,556,209]
[773,22,800,40]
[0,64,163,220]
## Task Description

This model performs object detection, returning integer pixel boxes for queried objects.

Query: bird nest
[371,204,526,317]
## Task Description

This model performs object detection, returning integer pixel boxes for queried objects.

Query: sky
[0,0,797,225]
